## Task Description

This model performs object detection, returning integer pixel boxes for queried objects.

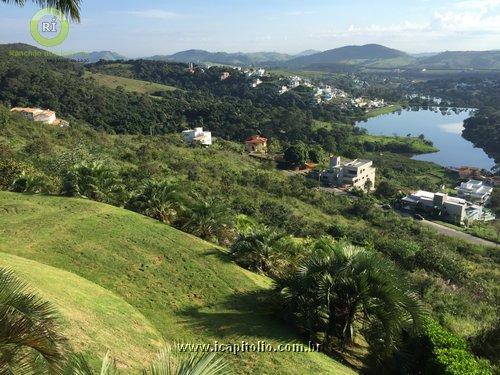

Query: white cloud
[124,10,182,20]
[310,0,500,43]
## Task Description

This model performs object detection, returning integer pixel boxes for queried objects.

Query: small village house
[245,135,268,154]
[182,127,212,146]
[10,107,69,127]
[220,72,230,81]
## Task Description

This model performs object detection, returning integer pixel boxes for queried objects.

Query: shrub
[423,320,492,375]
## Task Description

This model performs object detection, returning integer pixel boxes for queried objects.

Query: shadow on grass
[177,289,298,342]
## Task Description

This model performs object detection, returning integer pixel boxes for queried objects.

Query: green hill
[85,71,179,95]
[0,191,355,375]
[0,252,163,370]
[286,44,412,70]
[417,50,500,70]
[65,51,128,63]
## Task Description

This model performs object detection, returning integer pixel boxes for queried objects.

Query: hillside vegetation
[0,191,354,375]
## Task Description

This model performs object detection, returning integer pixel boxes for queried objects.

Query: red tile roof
[246,135,268,144]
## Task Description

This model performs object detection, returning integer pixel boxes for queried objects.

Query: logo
[30,8,69,47]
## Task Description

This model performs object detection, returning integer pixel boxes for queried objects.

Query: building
[182,127,212,146]
[458,166,482,179]
[251,79,262,88]
[278,86,289,95]
[322,156,376,191]
[245,135,268,154]
[401,190,495,225]
[10,107,69,127]
[11,107,56,124]
[456,180,493,204]
[220,72,230,81]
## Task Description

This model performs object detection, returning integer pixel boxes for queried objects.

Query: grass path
[0,192,356,375]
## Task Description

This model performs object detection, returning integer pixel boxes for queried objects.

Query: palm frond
[2,0,81,21]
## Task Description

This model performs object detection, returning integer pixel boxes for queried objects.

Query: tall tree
[2,0,81,21]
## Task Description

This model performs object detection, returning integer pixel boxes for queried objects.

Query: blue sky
[1,0,500,57]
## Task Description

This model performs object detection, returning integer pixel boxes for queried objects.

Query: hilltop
[146,49,292,66]
[65,51,128,63]
[286,44,411,68]
[418,50,500,70]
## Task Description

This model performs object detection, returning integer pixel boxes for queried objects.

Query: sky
[1,0,500,57]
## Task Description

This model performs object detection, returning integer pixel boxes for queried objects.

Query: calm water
[358,108,495,169]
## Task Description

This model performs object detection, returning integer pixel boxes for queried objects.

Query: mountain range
[56,44,500,71]
[65,50,127,63]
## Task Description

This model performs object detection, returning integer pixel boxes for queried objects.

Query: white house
[11,107,57,124]
[456,180,493,204]
[278,86,289,95]
[322,156,376,191]
[251,79,262,88]
[402,190,495,225]
[10,107,69,127]
[182,127,212,146]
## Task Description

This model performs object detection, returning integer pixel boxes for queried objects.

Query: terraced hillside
[0,191,355,374]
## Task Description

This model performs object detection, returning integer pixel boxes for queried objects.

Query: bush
[424,320,492,375]
[0,160,29,189]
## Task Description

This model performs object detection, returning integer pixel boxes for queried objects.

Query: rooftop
[11,107,55,116]
[246,135,267,144]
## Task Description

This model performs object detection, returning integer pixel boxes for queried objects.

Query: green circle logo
[30,8,69,47]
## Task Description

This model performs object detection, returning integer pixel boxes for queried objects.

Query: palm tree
[143,347,229,375]
[275,239,423,359]
[0,267,68,373]
[182,194,233,244]
[126,180,184,225]
[65,347,228,375]
[230,226,286,274]
[2,0,81,21]
[61,161,123,204]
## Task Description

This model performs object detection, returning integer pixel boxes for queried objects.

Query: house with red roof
[245,135,268,154]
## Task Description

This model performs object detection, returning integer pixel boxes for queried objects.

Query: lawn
[0,252,163,370]
[364,104,403,119]
[85,72,179,95]
[358,133,438,154]
[0,191,356,375]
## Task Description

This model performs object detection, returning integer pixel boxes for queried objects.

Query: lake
[358,108,495,170]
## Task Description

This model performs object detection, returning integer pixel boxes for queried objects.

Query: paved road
[282,170,498,248]
[420,219,498,248]
[395,209,498,247]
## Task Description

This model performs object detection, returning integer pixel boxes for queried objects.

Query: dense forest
[0,44,434,159]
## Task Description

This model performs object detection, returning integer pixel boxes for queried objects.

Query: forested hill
[286,44,410,68]
[0,43,371,156]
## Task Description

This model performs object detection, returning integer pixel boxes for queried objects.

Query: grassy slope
[0,191,355,375]
[0,252,163,370]
[364,105,402,119]
[85,71,178,95]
